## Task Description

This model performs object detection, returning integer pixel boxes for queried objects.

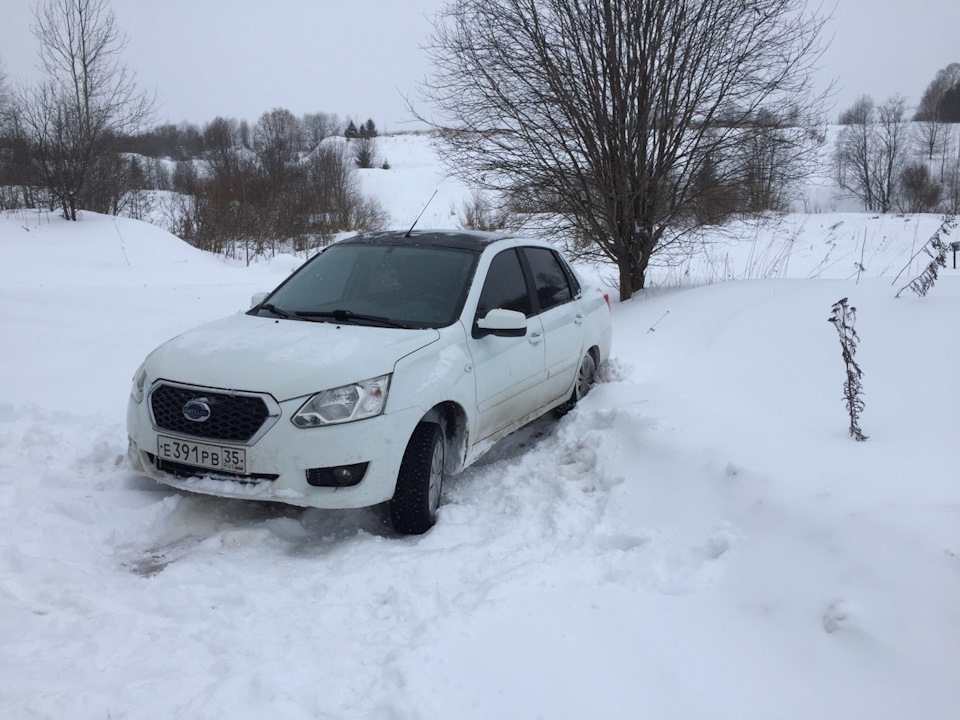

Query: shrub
[899,162,942,212]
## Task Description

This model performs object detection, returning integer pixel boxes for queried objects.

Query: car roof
[341,229,514,252]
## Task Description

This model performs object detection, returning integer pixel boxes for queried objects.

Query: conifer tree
[361,118,378,138]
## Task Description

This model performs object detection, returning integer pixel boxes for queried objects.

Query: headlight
[292,374,391,428]
[131,364,147,404]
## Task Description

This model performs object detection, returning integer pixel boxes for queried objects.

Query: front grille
[150,454,278,484]
[150,383,275,443]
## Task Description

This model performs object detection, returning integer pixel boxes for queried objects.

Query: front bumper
[127,391,425,509]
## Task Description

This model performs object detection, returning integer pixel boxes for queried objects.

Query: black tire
[556,350,597,416]
[390,423,444,535]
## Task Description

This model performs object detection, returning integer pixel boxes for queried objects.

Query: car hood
[144,313,440,401]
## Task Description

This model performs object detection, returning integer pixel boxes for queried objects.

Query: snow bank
[0,210,300,415]
[1,204,959,719]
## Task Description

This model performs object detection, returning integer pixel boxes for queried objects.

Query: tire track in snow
[0,380,742,718]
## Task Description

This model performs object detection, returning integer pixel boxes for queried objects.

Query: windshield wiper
[293,309,410,328]
[255,303,294,319]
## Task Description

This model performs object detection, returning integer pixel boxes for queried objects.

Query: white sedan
[127,230,612,534]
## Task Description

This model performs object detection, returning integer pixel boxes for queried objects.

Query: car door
[469,248,547,441]
[520,246,586,406]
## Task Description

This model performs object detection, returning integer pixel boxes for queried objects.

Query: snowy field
[2,142,960,718]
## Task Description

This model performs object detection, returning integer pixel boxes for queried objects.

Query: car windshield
[255,243,479,329]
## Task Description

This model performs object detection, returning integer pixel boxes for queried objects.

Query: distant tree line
[0,0,388,259]
[164,109,387,260]
[111,113,380,165]
[834,63,960,215]
[1,0,958,273]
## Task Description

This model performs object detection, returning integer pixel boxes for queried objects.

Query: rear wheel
[390,423,444,535]
[556,350,597,416]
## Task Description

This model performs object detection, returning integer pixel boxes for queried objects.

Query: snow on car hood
[144,313,439,401]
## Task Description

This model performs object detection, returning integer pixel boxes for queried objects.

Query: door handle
[574,312,584,325]
[529,331,542,345]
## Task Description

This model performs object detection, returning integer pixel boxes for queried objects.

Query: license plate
[157,435,246,473]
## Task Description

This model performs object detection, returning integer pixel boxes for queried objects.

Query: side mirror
[250,291,269,309]
[475,308,527,338]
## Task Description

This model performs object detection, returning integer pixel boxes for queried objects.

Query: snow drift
[1,182,959,717]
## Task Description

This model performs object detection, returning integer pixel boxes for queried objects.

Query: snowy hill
[1,197,959,715]
[356,133,476,230]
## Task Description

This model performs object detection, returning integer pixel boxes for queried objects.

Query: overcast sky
[1,0,957,130]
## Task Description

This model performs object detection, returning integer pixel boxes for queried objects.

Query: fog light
[305,462,368,487]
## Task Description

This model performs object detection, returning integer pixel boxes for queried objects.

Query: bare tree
[0,58,9,124]
[17,0,153,219]
[302,111,341,152]
[238,119,250,149]
[914,120,945,164]
[835,96,876,209]
[734,107,824,213]
[835,95,909,213]
[202,116,243,179]
[307,138,386,232]
[16,81,86,213]
[416,0,828,299]
[82,152,154,218]
[307,140,354,219]
[872,96,910,213]
[0,58,11,160]
[458,189,508,231]
[0,58,27,210]
[253,107,301,186]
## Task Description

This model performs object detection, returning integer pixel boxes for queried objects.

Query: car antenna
[405,189,438,238]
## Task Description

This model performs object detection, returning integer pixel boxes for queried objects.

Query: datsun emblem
[182,398,212,422]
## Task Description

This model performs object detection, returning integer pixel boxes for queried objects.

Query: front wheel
[390,423,444,535]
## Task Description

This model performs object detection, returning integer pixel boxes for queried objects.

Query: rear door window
[523,247,573,313]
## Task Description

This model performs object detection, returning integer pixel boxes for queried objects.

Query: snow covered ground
[2,151,960,718]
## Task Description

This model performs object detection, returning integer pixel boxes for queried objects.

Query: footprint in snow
[822,599,848,634]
